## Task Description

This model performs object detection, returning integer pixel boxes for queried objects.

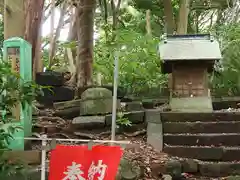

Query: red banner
[48,145,123,180]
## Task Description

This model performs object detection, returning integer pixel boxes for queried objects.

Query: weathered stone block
[125,101,143,111]
[227,176,240,180]
[72,116,105,129]
[124,111,144,124]
[54,107,80,119]
[54,99,81,110]
[145,109,161,123]
[80,98,113,116]
[80,87,120,115]
[116,158,142,180]
[147,122,163,151]
[36,71,64,86]
[165,160,182,177]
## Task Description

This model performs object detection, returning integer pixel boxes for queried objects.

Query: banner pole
[111,51,119,142]
[41,134,47,180]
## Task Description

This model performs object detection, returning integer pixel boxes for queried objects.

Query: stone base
[170,97,213,112]
[145,109,163,152]
[147,122,163,152]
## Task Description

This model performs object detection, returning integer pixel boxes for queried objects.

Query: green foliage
[94,28,167,97]
[0,61,42,177]
[0,157,27,179]
[209,24,240,96]
[116,112,132,127]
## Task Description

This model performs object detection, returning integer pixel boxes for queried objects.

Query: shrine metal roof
[158,34,222,61]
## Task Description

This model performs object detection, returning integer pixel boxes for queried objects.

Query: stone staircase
[162,112,240,177]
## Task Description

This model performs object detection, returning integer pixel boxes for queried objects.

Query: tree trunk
[49,2,67,68]
[65,8,78,86]
[76,0,96,88]
[24,0,45,79]
[110,0,121,41]
[162,0,176,34]
[146,10,152,36]
[177,0,191,34]
[48,0,55,68]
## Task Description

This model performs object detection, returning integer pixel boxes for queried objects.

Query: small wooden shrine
[158,34,222,112]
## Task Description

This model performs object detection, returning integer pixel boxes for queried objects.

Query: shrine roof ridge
[166,34,211,40]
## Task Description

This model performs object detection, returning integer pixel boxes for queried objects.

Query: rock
[125,101,144,111]
[150,160,167,178]
[36,71,64,86]
[199,162,226,177]
[77,85,126,99]
[165,160,182,177]
[72,116,105,129]
[227,176,240,180]
[37,86,75,106]
[142,99,155,109]
[80,88,115,115]
[117,158,142,180]
[54,99,81,110]
[54,107,80,119]
[36,87,54,106]
[181,159,198,173]
[53,86,75,102]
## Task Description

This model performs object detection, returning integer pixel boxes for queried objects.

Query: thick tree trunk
[177,0,191,34]
[24,0,45,79]
[76,0,96,88]
[162,0,176,34]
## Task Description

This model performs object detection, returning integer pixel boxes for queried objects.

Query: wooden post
[4,0,25,39]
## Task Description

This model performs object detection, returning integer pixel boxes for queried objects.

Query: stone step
[164,145,240,161]
[163,121,240,134]
[161,112,240,122]
[164,133,240,146]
